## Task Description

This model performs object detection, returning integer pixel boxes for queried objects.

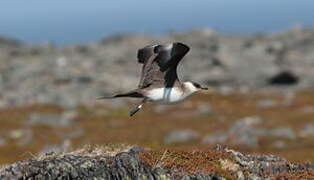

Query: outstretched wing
[137,42,190,88]
[137,44,160,88]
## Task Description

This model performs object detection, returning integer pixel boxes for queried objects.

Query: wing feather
[137,42,190,88]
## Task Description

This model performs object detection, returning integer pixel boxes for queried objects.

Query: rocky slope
[0,28,314,179]
[1,27,314,108]
[0,145,313,180]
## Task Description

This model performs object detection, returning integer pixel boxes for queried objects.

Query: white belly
[146,88,188,104]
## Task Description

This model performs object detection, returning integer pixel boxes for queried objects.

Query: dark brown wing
[137,42,190,88]
[137,44,160,88]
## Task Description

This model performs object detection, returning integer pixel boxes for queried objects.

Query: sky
[1,0,313,45]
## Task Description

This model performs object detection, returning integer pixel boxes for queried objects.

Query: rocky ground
[0,145,313,179]
[0,27,314,178]
[1,27,314,108]
[0,91,314,166]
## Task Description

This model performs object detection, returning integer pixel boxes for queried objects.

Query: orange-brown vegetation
[139,149,235,179]
[0,90,313,165]
[272,170,314,180]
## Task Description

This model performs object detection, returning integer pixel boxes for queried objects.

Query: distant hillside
[1,27,314,108]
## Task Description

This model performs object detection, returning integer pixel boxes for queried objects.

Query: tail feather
[97,90,143,100]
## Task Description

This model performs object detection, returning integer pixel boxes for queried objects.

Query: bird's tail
[97,90,143,99]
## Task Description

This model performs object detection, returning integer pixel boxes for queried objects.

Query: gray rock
[229,126,259,148]
[107,119,126,128]
[205,116,297,148]
[201,117,263,148]
[202,132,227,144]
[164,129,199,144]
[1,145,312,179]
[16,131,34,146]
[299,123,314,137]
[235,171,245,180]
[0,99,9,109]
[218,86,235,95]
[256,99,278,108]
[38,140,72,156]
[94,108,109,116]
[62,110,78,121]
[229,117,258,147]
[282,91,296,106]
[195,103,213,116]
[2,28,314,108]
[0,138,6,146]
[225,117,261,148]
[272,140,286,149]
[60,128,85,139]
[8,129,30,139]
[219,145,314,179]
[27,112,75,127]
[299,106,314,114]
[248,174,262,180]
[268,127,296,140]
[7,129,33,146]
[235,116,263,126]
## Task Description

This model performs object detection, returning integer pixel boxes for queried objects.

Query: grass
[139,148,235,179]
[0,90,314,165]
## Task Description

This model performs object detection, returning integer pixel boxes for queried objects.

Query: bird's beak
[201,87,209,90]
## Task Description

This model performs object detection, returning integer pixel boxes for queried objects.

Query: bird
[98,42,208,116]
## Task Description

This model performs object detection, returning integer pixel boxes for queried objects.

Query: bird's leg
[129,98,147,117]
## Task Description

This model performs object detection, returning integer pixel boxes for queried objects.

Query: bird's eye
[193,83,201,88]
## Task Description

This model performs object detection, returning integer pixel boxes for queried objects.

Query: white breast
[146,88,189,104]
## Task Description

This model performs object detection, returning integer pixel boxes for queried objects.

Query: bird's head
[184,81,209,93]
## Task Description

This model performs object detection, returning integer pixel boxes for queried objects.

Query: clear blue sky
[1,0,313,45]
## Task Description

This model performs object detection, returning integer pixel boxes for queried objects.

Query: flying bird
[99,42,208,116]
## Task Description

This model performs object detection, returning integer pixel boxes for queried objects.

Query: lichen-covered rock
[218,145,314,179]
[1,145,312,180]
[0,151,171,180]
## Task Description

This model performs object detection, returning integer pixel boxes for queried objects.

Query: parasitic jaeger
[98,42,208,116]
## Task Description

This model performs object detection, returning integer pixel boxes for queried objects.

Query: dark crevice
[268,71,299,85]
